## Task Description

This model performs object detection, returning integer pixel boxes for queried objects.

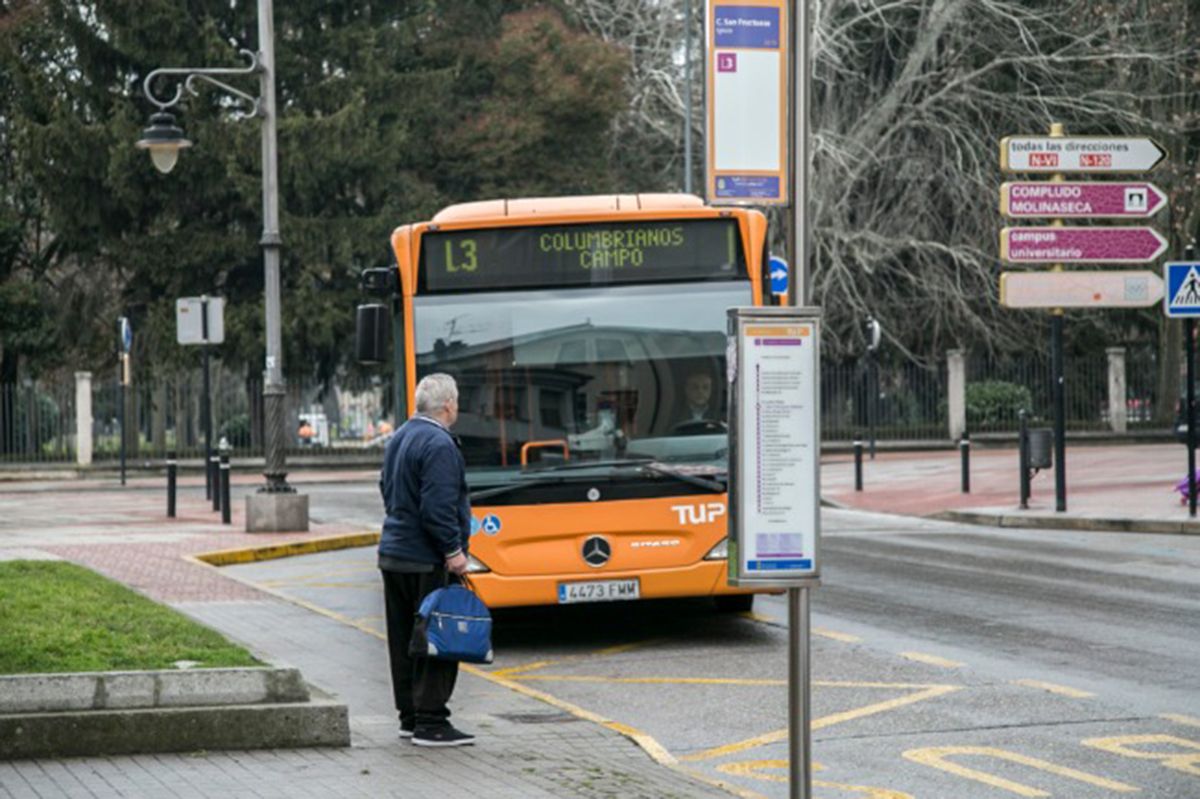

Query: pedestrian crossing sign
[1165,262,1200,317]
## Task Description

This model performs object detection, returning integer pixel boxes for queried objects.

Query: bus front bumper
[467,560,770,608]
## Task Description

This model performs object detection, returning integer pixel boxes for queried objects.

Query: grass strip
[0,560,260,674]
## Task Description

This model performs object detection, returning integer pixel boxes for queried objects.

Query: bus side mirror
[356,304,390,365]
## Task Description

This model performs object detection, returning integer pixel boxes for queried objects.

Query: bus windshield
[414,281,750,480]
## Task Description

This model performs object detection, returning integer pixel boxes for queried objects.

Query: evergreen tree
[0,0,629,388]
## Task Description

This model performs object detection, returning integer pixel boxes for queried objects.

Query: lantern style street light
[138,2,307,531]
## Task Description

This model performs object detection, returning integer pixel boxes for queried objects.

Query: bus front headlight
[704,538,729,560]
[466,553,491,573]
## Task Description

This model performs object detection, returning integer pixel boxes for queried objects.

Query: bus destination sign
[420,219,745,292]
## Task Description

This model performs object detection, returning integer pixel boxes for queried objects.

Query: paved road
[225,490,1200,799]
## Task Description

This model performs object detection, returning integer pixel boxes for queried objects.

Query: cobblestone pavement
[0,478,737,798]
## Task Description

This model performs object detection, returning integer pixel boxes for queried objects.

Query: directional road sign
[119,317,132,353]
[768,255,788,295]
[1164,262,1200,317]
[1000,136,1166,173]
[1000,271,1163,309]
[1000,227,1168,264]
[1000,182,1166,219]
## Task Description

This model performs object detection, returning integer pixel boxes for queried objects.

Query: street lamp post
[137,0,307,531]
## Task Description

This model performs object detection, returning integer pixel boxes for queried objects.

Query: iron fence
[0,380,77,463]
[0,349,1172,463]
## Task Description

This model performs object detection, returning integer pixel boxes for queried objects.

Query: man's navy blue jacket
[379,416,470,564]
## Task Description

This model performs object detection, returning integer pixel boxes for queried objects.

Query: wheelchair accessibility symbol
[482,514,502,535]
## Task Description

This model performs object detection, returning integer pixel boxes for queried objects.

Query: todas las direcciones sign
[1001,182,1166,219]
[706,0,788,205]
[1000,271,1163,309]
[1000,137,1166,173]
[1000,227,1168,264]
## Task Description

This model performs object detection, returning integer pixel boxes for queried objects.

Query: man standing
[379,373,474,747]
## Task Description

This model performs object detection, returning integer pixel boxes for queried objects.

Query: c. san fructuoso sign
[726,307,820,586]
[706,0,788,205]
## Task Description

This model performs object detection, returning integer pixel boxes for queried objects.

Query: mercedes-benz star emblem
[581,536,611,568]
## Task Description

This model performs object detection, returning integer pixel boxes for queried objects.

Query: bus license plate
[557,579,640,604]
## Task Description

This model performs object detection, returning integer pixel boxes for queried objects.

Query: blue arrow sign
[1165,262,1200,317]
[768,256,788,295]
[119,317,132,353]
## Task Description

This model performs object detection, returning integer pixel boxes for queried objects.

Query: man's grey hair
[415,373,458,414]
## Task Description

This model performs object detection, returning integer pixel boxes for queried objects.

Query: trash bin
[1027,428,1053,469]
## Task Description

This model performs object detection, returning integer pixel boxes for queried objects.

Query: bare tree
[811,0,1192,361]
[567,0,1196,366]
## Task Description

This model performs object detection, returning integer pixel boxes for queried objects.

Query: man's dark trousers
[381,568,459,729]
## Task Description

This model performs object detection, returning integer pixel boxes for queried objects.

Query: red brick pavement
[1,480,369,602]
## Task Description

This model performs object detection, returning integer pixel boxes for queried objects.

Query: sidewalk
[0,477,733,798]
[823,441,1200,534]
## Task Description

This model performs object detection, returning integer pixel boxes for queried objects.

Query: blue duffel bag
[409,579,494,664]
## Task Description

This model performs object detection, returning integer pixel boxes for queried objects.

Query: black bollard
[167,450,177,518]
[211,453,221,512]
[960,431,970,494]
[853,436,864,492]
[220,450,231,525]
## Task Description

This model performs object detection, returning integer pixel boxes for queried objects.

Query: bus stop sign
[726,307,821,585]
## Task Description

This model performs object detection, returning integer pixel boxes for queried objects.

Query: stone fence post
[75,371,92,466]
[1107,347,1127,433]
[947,349,966,441]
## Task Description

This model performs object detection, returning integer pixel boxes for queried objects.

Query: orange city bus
[382,193,776,610]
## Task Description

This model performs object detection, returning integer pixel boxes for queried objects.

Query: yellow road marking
[743,611,777,624]
[900,651,963,668]
[1012,679,1094,698]
[742,612,862,643]
[200,562,720,794]
[680,683,961,762]
[716,760,914,798]
[902,745,1139,797]
[815,627,862,643]
[515,675,786,686]
[1162,714,1200,728]
[1083,733,1200,777]
[490,660,561,678]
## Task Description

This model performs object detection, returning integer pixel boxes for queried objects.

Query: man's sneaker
[399,720,415,739]
[411,725,475,747]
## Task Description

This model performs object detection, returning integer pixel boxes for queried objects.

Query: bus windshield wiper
[470,459,654,502]
[636,462,726,493]
[469,459,725,502]
[525,457,655,473]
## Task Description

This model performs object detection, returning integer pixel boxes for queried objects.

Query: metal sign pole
[788,586,812,799]
[727,307,818,799]
[201,296,213,501]
[787,2,812,795]
[1048,123,1067,513]
[1188,316,1197,517]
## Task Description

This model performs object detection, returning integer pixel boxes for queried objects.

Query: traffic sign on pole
[1164,262,1200,317]
[768,255,788,295]
[1000,227,1168,264]
[1000,271,1163,309]
[1000,182,1166,219]
[1000,136,1166,173]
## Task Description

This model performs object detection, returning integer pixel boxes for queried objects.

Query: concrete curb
[931,509,1200,536]
[0,667,350,759]
[0,667,308,714]
[192,532,379,566]
[0,698,350,759]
